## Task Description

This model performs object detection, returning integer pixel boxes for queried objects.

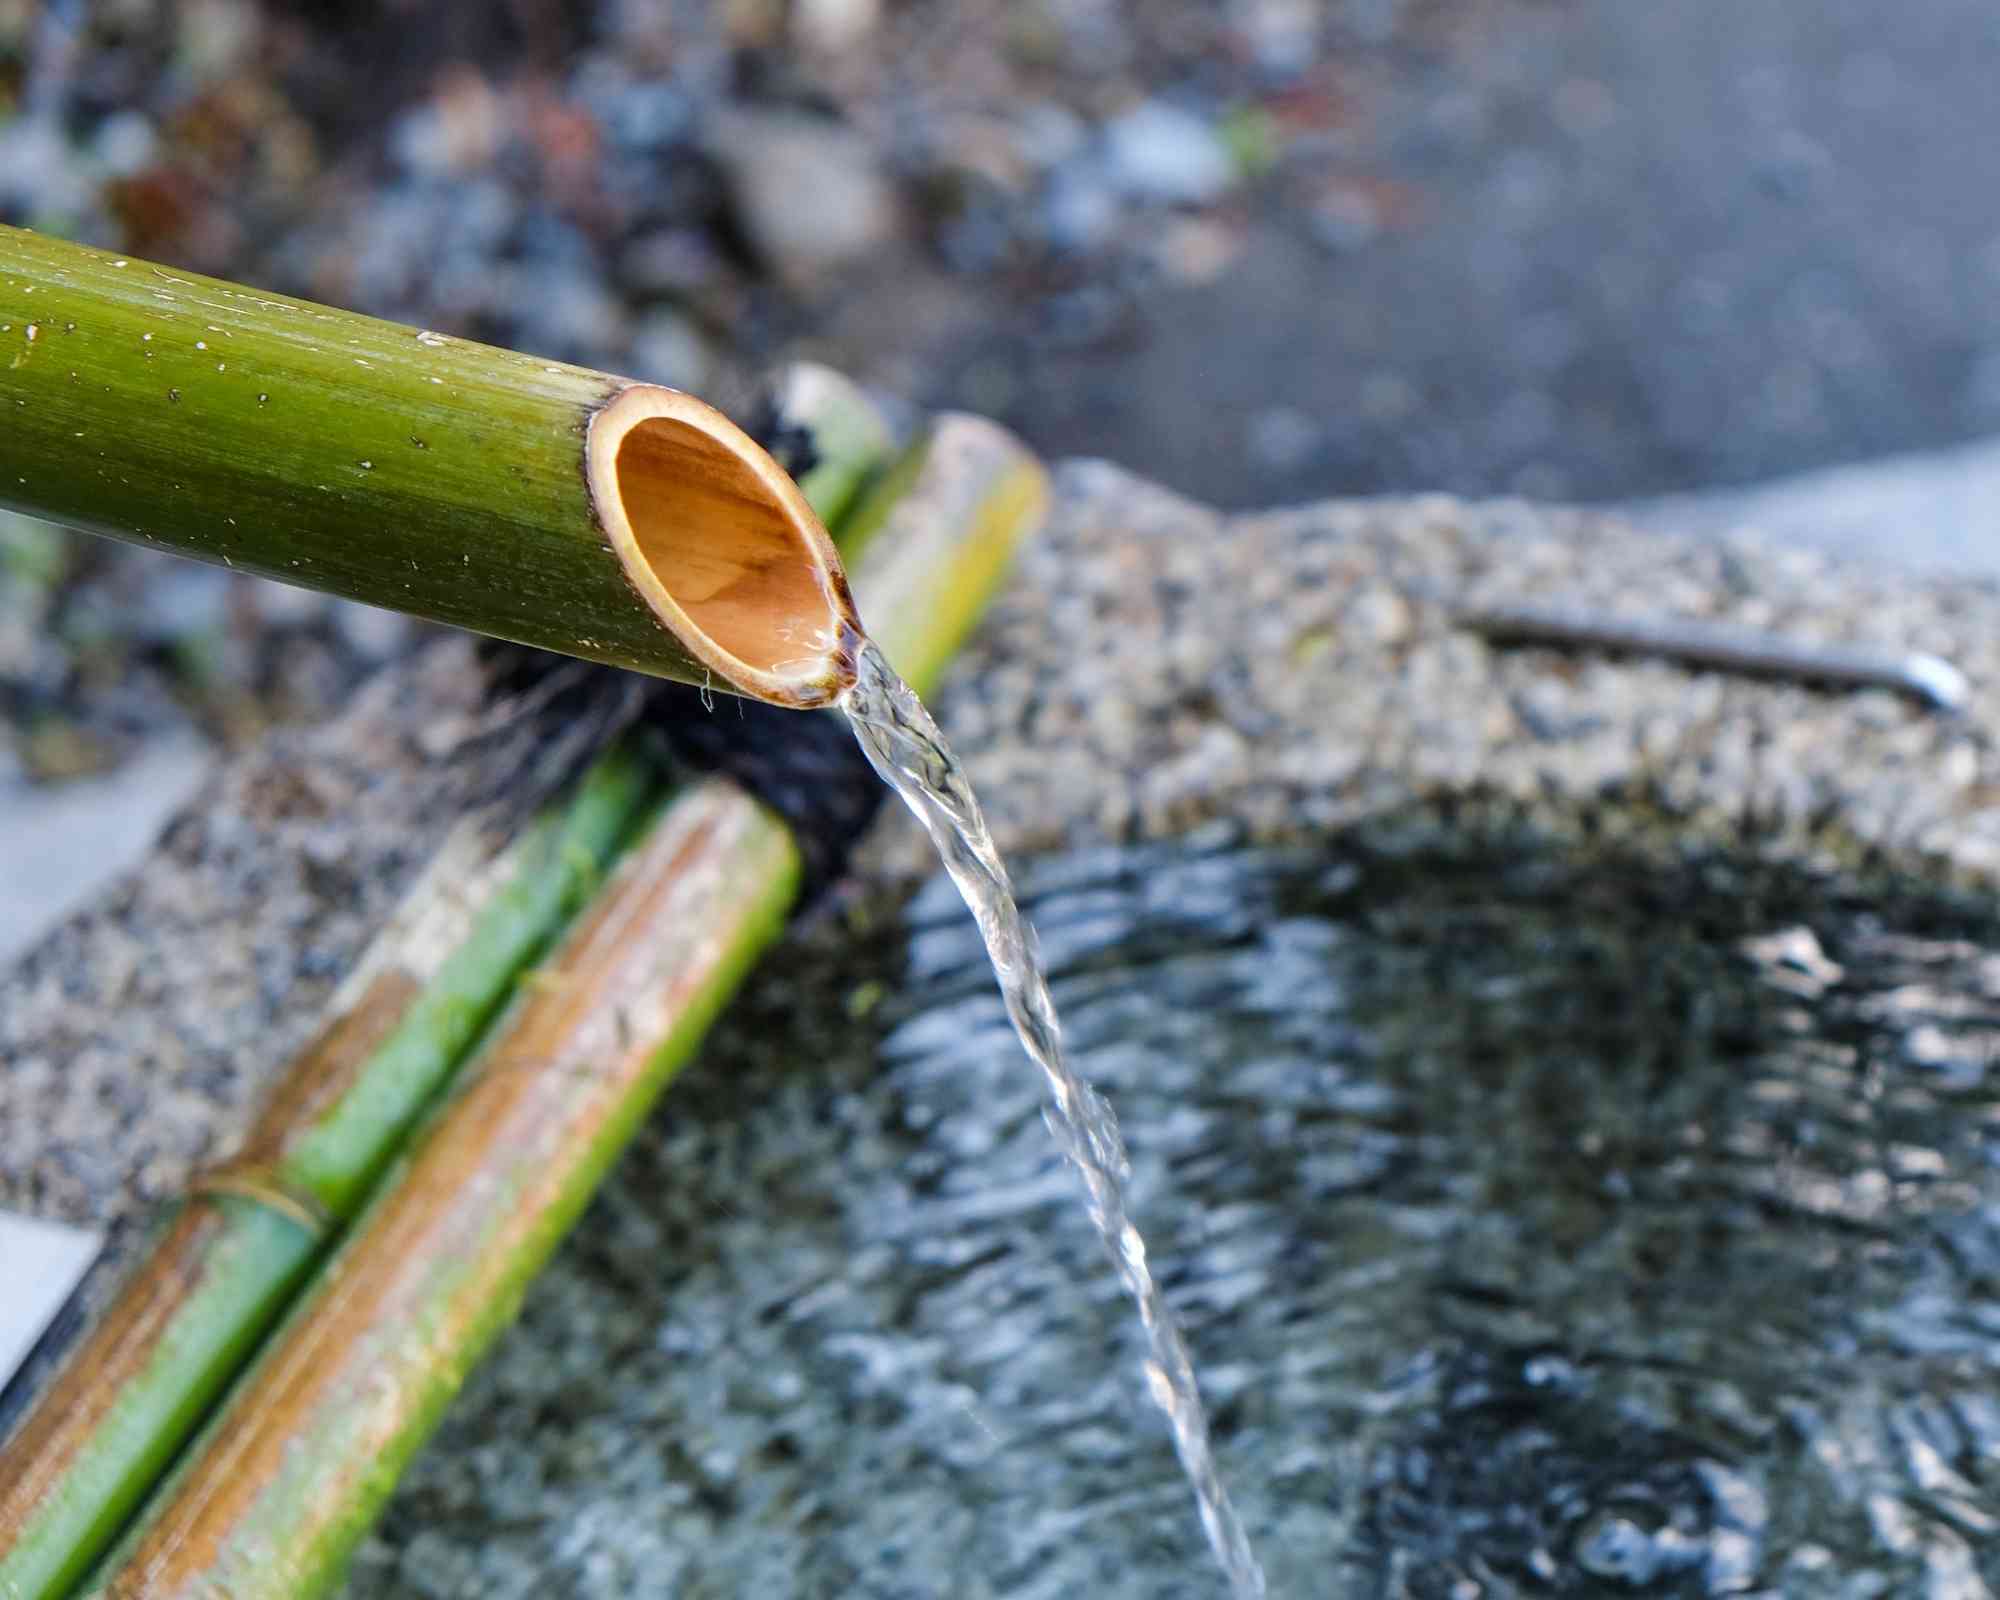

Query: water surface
[351,820,2000,1598]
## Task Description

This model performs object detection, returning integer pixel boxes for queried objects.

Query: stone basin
[7,465,2000,1596]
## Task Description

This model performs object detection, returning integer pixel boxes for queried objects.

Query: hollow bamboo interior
[585,386,859,705]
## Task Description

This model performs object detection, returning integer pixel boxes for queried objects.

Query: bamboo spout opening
[587,385,860,707]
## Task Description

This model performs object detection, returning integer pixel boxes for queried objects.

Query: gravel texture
[7,463,1999,1280]
[846,463,2000,887]
[7,463,2000,1585]
[0,638,517,1231]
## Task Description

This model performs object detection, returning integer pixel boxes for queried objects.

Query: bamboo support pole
[0,363,897,1600]
[0,754,653,1600]
[779,363,894,534]
[0,226,859,707]
[85,415,1047,1600]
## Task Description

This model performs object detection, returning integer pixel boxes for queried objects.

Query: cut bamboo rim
[0,225,859,708]
[586,386,859,705]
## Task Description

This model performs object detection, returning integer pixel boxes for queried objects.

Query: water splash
[842,637,1267,1598]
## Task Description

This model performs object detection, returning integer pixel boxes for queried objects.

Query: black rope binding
[638,680,887,898]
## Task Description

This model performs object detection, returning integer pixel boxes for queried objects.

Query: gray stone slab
[0,740,210,969]
[1625,434,2000,580]
[0,1213,98,1388]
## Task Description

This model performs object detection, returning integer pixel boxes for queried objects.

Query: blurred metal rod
[1454,601,1969,713]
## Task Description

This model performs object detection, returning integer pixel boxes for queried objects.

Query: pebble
[509,271,628,365]
[1233,0,1321,80]
[0,118,86,225]
[117,565,231,644]
[92,111,158,179]
[1041,162,1121,254]
[1100,100,1237,207]
[331,601,413,662]
[1013,102,1090,174]
[616,228,729,299]
[791,0,880,55]
[389,70,503,178]
[592,80,693,156]
[709,110,899,288]
[629,306,713,392]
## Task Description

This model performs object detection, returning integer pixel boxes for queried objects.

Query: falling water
[841,637,1267,1599]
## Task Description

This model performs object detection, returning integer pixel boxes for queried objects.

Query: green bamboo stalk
[85,414,1048,1600]
[779,363,894,532]
[837,416,1049,692]
[0,752,652,1600]
[0,362,895,1600]
[0,226,857,707]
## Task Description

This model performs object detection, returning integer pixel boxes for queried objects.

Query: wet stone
[709,109,899,288]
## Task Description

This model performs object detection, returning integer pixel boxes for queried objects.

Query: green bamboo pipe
[0,364,894,1600]
[86,414,1048,1600]
[0,226,859,707]
[0,753,653,1600]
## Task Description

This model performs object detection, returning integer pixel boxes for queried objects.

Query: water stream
[840,638,1268,1598]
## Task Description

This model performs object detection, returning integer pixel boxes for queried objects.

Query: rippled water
[840,639,1264,1597]
[352,821,2000,1599]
